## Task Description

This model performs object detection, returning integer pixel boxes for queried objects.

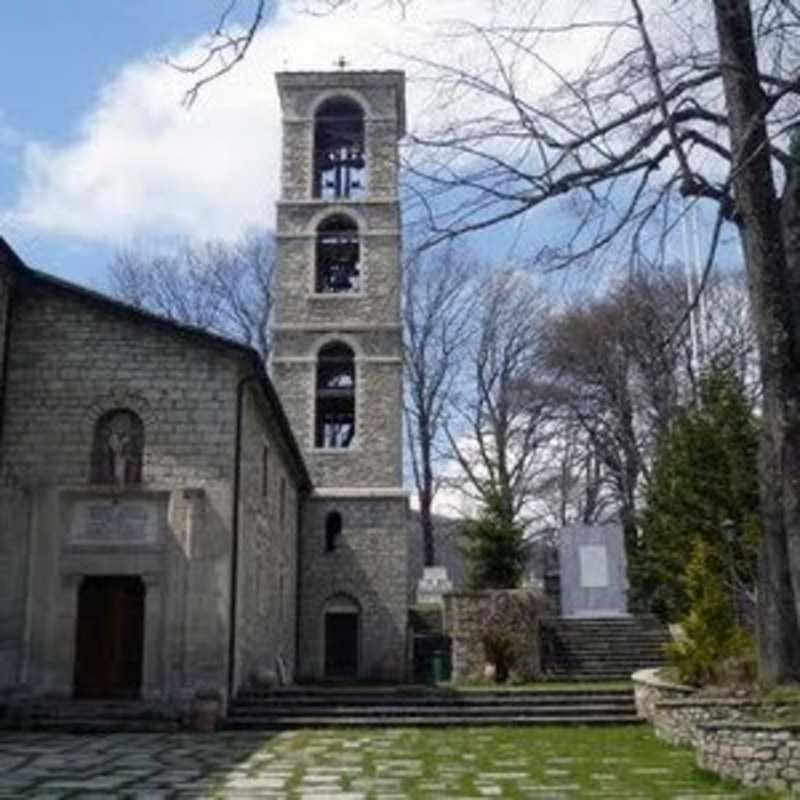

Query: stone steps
[227,714,642,728]
[0,700,180,733]
[226,687,641,729]
[544,615,671,681]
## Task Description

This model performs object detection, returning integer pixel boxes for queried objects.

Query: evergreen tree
[631,367,760,621]
[462,492,528,589]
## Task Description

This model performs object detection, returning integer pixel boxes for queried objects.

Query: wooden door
[74,576,144,699]
[324,612,359,679]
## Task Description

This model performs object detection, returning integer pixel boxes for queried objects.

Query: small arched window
[315,342,356,449]
[313,96,366,200]
[91,409,144,484]
[325,511,343,552]
[316,215,360,294]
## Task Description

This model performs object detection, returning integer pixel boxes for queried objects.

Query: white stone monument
[416,566,454,606]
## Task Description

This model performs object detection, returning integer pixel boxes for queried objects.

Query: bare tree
[108,233,275,360]
[181,0,800,679]
[445,270,555,528]
[403,244,474,566]
[545,271,689,553]
[395,1,800,682]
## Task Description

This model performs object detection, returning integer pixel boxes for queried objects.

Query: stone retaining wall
[633,669,800,795]
[697,721,800,796]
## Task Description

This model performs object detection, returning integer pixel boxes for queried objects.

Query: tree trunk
[712,0,800,682]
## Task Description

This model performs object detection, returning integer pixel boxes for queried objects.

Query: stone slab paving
[0,728,777,798]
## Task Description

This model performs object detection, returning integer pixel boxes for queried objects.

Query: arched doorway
[73,575,145,699]
[323,595,360,680]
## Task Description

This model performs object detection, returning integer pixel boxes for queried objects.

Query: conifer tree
[462,492,528,590]
[631,367,759,621]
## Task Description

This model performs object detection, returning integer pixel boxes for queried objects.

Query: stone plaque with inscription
[579,545,609,588]
[68,498,160,546]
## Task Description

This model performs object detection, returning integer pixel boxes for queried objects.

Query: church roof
[0,236,311,490]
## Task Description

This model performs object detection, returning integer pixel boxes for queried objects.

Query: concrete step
[1,700,180,732]
[230,703,635,719]
[234,691,633,706]
[226,714,644,729]
[8,717,180,733]
[226,686,640,729]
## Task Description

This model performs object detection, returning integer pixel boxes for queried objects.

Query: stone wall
[697,721,800,796]
[273,71,409,683]
[234,386,302,689]
[633,669,800,795]
[298,494,408,681]
[444,591,544,683]
[0,280,304,707]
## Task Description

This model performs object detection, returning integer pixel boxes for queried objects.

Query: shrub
[665,539,755,686]
[479,590,546,683]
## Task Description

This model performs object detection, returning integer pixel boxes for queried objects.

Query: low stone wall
[697,721,800,796]
[633,669,800,795]
[633,668,695,738]
[443,590,544,683]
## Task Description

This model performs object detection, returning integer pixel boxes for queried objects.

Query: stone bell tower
[272,70,408,681]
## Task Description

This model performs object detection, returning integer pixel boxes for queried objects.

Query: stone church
[0,70,409,712]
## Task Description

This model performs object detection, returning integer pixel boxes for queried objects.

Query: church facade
[0,69,409,712]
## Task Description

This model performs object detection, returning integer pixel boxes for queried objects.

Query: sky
[1,1,635,295]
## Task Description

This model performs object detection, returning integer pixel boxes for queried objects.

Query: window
[261,444,269,498]
[315,214,361,294]
[315,342,356,449]
[325,511,343,552]
[90,409,144,484]
[313,96,366,199]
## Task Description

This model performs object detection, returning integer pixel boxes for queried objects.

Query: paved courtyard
[0,727,775,799]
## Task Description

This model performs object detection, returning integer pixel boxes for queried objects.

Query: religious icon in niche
[91,409,144,484]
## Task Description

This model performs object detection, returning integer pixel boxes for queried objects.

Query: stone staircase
[0,699,179,733]
[545,615,670,681]
[226,686,642,728]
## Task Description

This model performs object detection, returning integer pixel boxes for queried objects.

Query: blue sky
[0,1,735,300]
[1,1,604,295]
[1,2,251,283]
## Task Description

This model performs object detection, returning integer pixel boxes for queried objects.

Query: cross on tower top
[335,55,349,70]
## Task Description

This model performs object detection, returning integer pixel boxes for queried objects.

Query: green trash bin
[431,649,451,684]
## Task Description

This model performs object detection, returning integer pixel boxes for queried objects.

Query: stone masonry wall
[298,495,408,681]
[272,359,402,488]
[235,386,301,688]
[697,722,800,796]
[444,591,544,683]
[276,73,403,201]
[0,283,302,705]
[0,266,11,408]
[275,71,408,683]
[633,669,800,795]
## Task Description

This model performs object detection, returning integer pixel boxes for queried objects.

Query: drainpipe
[294,489,304,683]
[227,373,258,705]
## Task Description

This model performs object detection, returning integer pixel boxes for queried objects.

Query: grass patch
[243,725,778,798]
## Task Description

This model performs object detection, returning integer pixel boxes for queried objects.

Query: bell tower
[272,70,408,681]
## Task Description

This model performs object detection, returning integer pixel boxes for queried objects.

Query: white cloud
[6,1,628,245]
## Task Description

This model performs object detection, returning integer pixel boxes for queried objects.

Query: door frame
[73,575,145,699]
[321,594,361,680]
[60,569,163,700]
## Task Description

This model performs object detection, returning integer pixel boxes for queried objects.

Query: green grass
[236,725,778,798]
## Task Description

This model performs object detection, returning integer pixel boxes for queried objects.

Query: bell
[328,266,355,292]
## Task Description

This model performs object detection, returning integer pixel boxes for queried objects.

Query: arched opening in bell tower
[313,96,366,200]
[315,341,356,448]
[315,214,361,293]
